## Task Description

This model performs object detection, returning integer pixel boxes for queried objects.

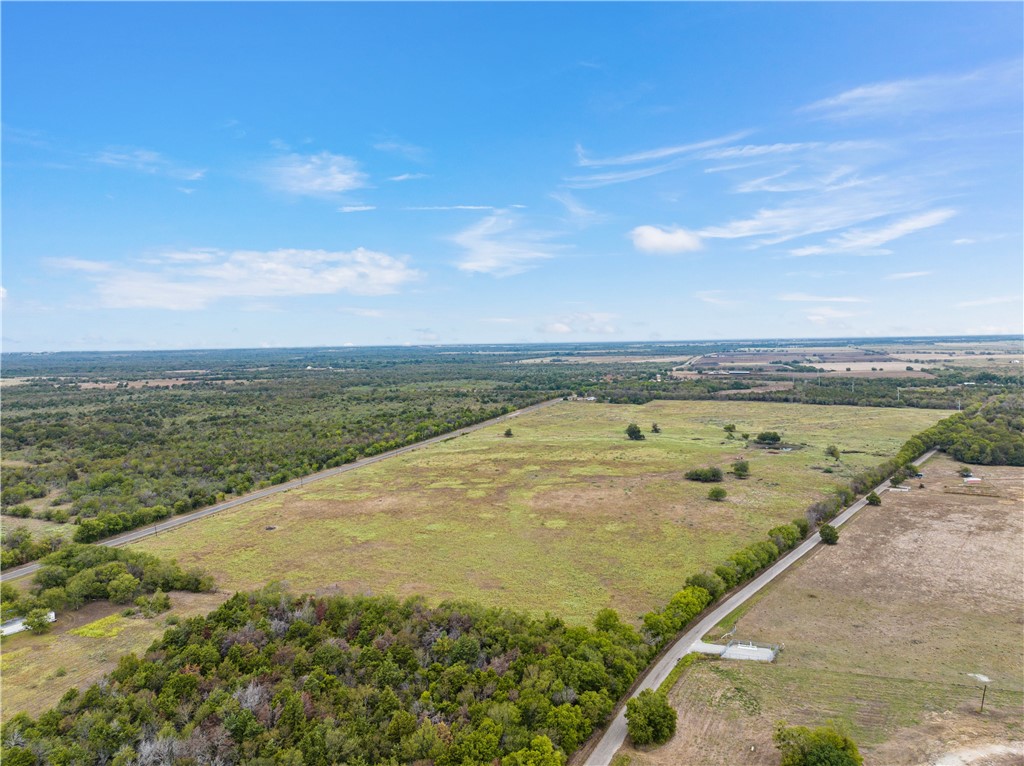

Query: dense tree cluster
[684,467,723,482]
[1,526,66,570]
[1,589,653,765]
[902,396,1024,465]
[624,689,676,746]
[1,544,213,621]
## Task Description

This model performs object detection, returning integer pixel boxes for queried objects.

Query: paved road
[0,397,563,583]
[581,449,939,766]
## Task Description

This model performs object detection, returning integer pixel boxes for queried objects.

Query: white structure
[0,611,56,636]
[691,639,780,662]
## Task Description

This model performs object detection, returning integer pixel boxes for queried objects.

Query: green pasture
[134,401,949,625]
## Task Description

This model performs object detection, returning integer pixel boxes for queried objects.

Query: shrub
[24,608,53,633]
[625,423,645,441]
[625,689,676,746]
[819,524,839,545]
[774,722,862,766]
[755,431,782,444]
[791,518,810,538]
[4,505,33,518]
[504,428,513,438]
[732,460,750,478]
[865,491,881,506]
[685,467,723,482]
[685,572,726,600]
[708,487,727,501]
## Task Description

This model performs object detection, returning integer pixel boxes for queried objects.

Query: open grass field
[132,401,948,626]
[617,454,1024,765]
[0,591,227,722]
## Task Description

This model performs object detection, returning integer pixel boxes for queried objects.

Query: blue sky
[3,2,1022,351]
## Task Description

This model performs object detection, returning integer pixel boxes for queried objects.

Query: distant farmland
[134,401,950,624]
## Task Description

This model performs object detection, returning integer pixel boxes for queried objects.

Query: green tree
[819,524,839,545]
[502,736,566,766]
[708,487,727,501]
[625,423,645,441]
[723,424,736,434]
[825,445,841,460]
[773,722,863,766]
[504,428,514,438]
[625,689,676,746]
[865,491,881,506]
[732,460,750,478]
[24,608,53,633]
[755,431,782,445]
[107,573,141,604]
[651,423,661,434]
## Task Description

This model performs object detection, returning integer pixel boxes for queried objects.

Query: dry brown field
[616,455,1024,766]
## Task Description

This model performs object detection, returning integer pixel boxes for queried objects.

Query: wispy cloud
[389,173,428,182]
[789,209,956,256]
[805,306,858,323]
[539,312,618,335]
[955,295,1020,308]
[779,293,868,303]
[575,132,748,168]
[953,238,975,245]
[92,147,206,181]
[884,271,931,281]
[58,248,420,310]
[695,290,738,307]
[698,198,896,246]
[630,225,702,254]
[453,213,564,276]
[263,152,367,196]
[801,60,1022,121]
[339,205,376,213]
[550,191,602,226]
[373,138,427,162]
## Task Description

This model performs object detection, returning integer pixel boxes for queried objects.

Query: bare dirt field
[1,591,228,721]
[616,455,1024,766]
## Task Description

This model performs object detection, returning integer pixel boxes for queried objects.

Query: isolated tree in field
[723,424,736,438]
[685,467,723,482]
[825,445,841,461]
[708,487,727,501]
[625,423,645,441]
[773,721,863,766]
[651,423,661,434]
[819,524,839,545]
[732,460,750,478]
[24,608,53,633]
[504,428,513,438]
[625,689,676,746]
[865,491,881,506]
[755,431,782,445]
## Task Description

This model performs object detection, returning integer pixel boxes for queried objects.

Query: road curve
[0,398,563,583]
[580,449,940,766]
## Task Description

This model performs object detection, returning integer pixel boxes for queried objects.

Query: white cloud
[695,290,738,307]
[0,286,6,302]
[92,147,205,181]
[884,271,931,281]
[550,191,601,225]
[539,312,618,335]
[373,139,426,162]
[575,131,749,168]
[801,60,1022,121]
[453,213,564,276]
[339,205,376,213]
[955,295,1020,308]
[338,307,387,318]
[50,257,115,273]
[805,306,858,324]
[953,238,975,245]
[630,225,702,254]
[699,200,891,245]
[779,293,868,303]
[389,173,428,182]
[264,152,367,196]
[790,209,956,256]
[65,248,420,310]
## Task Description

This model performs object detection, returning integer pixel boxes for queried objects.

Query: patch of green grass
[69,614,128,638]
[134,401,949,625]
